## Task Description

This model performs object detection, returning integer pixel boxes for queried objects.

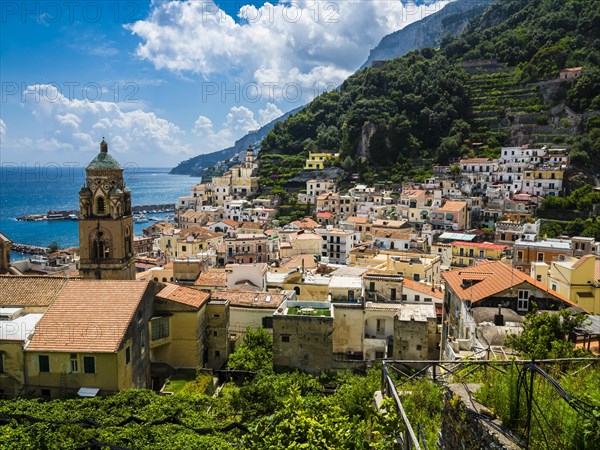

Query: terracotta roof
[179,227,223,240]
[346,216,369,224]
[157,283,210,308]
[195,269,227,287]
[317,211,335,219]
[26,280,151,352]
[371,228,412,240]
[280,254,318,271]
[403,279,443,300]
[238,221,267,230]
[0,232,12,243]
[459,158,493,164]
[291,217,320,229]
[451,241,507,251]
[439,200,467,212]
[442,261,577,307]
[219,219,240,227]
[0,275,69,307]
[212,289,285,309]
[371,219,408,229]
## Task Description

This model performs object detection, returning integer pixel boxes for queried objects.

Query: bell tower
[78,139,135,280]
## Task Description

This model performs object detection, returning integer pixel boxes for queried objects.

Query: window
[281,335,290,343]
[0,353,4,373]
[369,281,375,292]
[262,316,273,329]
[401,294,407,301]
[39,355,50,373]
[517,290,529,311]
[151,317,169,341]
[537,252,544,262]
[82,356,96,374]
[125,347,131,365]
[70,354,78,373]
[212,313,220,318]
[375,351,385,359]
[413,274,420,282]
[390,288,397,301]
[424,298,432,303]
[96,196,105,215]
[416,345,422,351]
[214,350,221,357]
[551,283,557,291]
[182,245,187,252]
[41,389,51,398]
[376,319,384,334]
[517,251,523,260]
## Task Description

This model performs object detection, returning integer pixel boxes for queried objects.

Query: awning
[78,387,100,397]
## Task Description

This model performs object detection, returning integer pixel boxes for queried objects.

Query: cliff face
[361,0,492,70]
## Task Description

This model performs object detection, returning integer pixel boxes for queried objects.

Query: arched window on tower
[91,230,111,259]
[125,226,132,256]
[97,197,106,215]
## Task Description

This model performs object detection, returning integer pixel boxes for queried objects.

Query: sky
[0,0,448,168]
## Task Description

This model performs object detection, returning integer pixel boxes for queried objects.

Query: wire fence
[381,358,600,450]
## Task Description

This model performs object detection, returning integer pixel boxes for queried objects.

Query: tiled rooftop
[157,283,210,308]
[26,280,151,353]
[0,275,70,307]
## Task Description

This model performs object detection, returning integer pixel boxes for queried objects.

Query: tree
[505,310,591,359]
[227,327,273,372]
[48,241,60,253]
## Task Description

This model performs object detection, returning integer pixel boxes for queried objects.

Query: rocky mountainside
[361,0,493,70]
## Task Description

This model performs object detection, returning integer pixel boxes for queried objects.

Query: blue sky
[0,0,447,167]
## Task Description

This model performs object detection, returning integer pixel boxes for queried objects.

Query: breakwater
[12,243,50,255]
[16,203,176,221]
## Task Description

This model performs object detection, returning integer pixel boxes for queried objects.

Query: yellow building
[450,241,507,267]
[160,227,224,259]
[305,151,335,170]
[24,280,154,398]
[279,231,323,257]
[545,255,600,314]
[152,284,210,378]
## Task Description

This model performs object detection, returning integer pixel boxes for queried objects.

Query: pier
[16,203,176,221]
[11,243,50,255]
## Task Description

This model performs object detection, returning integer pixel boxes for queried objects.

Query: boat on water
[69,214,78,220]
[148,216,160,221]
[134,213,149,223]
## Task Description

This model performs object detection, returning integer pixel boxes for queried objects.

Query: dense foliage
[262,51,471,166]
[504,309,592,359]
[259,0,600,179]
[443,0,600,87]
[226,326,273,372]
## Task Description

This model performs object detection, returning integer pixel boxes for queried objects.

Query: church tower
[78,139,135,280]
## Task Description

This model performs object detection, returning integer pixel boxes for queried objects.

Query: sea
[0,165,198,262]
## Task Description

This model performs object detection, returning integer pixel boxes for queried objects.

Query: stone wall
[440,384,522,450]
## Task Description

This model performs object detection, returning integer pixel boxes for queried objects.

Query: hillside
[170,0,490,176]
[260,0,600,181]
[361,0,493,69]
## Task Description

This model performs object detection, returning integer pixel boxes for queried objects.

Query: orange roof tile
[26,280,151,353]
[346,216,369,224]
[439,200,467,212]
[195,269,227,287]
[442,261,578,307]
[212,289,284,309]
[402,279,443,299]
[157,283,210,308]
[0,275,69,307]
[291,217,319,229]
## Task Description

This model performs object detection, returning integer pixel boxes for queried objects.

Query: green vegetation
[257,0,600,185]
[538,184,600,225]
[47,241,60,253]
[226,327,273,372]
[504,310,592,359]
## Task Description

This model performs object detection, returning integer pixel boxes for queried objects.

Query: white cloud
[128,0,449,99]
[0,118,6,138]
[9,84,191,164]
[192,102,283,153]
